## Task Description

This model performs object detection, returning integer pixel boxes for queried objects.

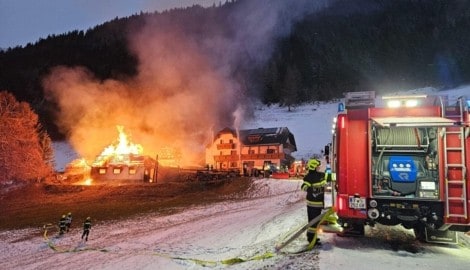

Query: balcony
[214,153,285,162]
[214,155,239,162]
[242,153,284,160]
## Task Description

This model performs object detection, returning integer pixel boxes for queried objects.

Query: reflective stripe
[312,179,326,188]
[301,181,311,191]
[306,200,324,207]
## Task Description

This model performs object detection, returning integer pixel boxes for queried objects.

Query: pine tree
[282,65,302,111]
[0,91,53,183]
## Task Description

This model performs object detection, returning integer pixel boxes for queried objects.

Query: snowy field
[2,85,470,269]
[0,178,469,270]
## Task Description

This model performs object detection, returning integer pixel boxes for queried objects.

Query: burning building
[83,126,157,184]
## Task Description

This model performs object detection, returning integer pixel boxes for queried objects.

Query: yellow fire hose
[42,208,338,266]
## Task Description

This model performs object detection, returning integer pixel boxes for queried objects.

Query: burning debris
[63,158,91,184]
[157,147,182,167]
[92,125,144,167]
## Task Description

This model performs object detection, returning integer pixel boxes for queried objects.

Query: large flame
[93,125,143,166]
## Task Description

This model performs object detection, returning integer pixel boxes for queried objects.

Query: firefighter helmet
[68,212,72,216]
[307,159,321,170]
[62,215,66,218]
[86,217,91,220]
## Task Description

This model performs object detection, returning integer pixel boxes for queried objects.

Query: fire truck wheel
[351,223,365,236]
[339,223,365,237]
[413,225,426,242]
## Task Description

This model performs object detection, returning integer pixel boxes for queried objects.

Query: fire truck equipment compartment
[388,156,417,183]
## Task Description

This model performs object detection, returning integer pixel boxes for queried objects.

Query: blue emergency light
[338,102,345,112]
[388,156,417,183]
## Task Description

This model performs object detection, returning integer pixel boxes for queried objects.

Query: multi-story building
[205,127,297,175]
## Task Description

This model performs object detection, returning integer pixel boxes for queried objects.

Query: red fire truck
[329,91,469,243]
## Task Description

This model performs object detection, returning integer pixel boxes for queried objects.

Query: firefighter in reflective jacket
[82,217,92,241]
[301,158,326,244]
[58,215,67,235]
[65,212,72,232]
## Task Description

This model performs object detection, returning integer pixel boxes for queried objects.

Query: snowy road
[1,179,469,270]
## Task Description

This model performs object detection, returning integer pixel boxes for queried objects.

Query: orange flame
[93,126,143,166]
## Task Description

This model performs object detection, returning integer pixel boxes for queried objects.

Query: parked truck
[329,91,469,243]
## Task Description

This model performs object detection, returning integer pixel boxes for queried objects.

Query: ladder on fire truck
[442,96,468,222]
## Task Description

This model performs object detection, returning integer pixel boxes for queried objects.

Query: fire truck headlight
[405,99,418,107]
[386,100,401,108]
[368,208,380,219]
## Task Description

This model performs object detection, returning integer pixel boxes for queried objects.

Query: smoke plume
[43,0,328,166]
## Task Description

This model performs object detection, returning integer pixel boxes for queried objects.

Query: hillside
[1,0,470,140]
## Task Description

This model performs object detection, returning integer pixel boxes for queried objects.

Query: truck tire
[413,224,426,242]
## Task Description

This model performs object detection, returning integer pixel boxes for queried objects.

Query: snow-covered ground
[3,86,470,269]
[0,178,469,270]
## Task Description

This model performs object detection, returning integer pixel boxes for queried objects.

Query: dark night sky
[0,0,215,49]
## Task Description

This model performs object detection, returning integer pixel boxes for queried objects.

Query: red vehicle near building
[329,91,469,243]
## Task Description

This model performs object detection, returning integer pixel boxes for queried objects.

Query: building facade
[205,127,297,175]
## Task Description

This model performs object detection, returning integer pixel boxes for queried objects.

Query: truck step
[447,180,464,185]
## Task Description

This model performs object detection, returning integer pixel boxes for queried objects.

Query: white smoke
[43,0,328,165]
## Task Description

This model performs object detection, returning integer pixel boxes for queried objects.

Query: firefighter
[58,214,67,235]
[81,217,92,241]
[65,212,72,232]
[301,158,326,245]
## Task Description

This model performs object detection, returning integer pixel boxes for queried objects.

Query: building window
[230,162,238,168]
[231,150,237,156]
[248,135,262,143]
[220,139,223,144]
[229,139,233,144]
[248,149,255,154]
[267,149,276,154]
[113,168,121,174]
[129,167,136,175]
[98,168,106,175]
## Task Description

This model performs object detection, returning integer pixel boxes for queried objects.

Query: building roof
[216,127,297,151]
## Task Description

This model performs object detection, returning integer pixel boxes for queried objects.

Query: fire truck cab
[330,91,470,243]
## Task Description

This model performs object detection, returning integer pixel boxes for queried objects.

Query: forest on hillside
[1,0,470,139]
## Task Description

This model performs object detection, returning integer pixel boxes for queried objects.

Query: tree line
[1,0,470,141]
[263,0,470,106]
